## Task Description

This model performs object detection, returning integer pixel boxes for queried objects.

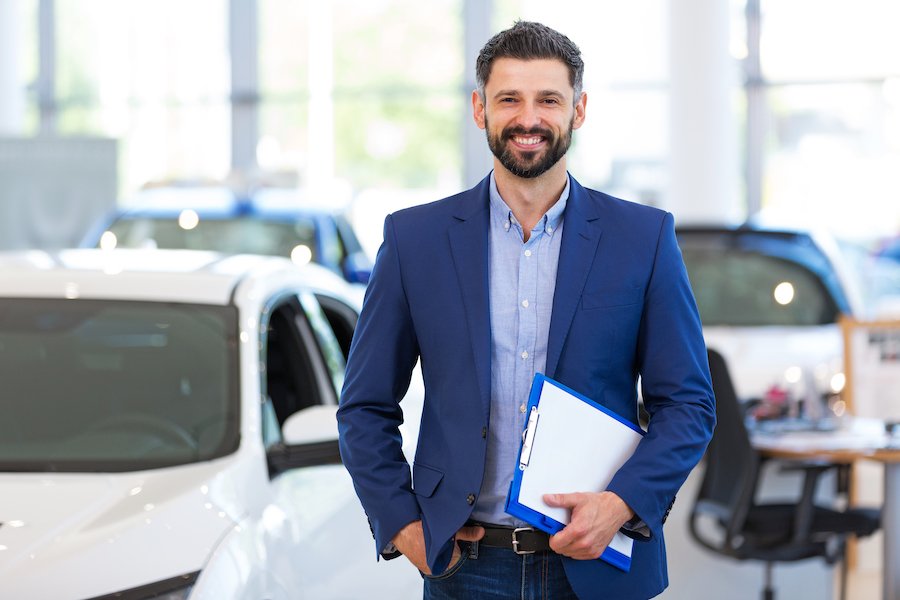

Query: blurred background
[2,0,899,291]
[3,1,900,598]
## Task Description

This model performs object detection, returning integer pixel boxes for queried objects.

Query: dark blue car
[81,186,373,285]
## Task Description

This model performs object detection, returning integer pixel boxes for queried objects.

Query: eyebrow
[492,89,567,100]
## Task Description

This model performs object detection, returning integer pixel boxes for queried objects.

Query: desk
[752,418,900,600]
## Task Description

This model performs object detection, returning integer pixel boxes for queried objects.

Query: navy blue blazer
[337,174,715,599]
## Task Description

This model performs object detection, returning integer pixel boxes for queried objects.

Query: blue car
[674,224,863,411]
[81,186,373,285]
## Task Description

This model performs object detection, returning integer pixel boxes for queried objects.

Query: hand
[543,491,634,560]
[392,520,484,575]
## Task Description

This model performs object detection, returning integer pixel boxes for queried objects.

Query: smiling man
[337,21,716,600]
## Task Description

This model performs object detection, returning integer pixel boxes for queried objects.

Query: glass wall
[4,0,900,246]
[756,0,900,241]
[0,0,39,135]
[54,0,231,194]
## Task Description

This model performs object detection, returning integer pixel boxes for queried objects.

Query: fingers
[392,520,431,574]
[543,492,582,508]
[455,525,485,541]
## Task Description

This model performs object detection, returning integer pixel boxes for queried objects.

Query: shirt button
[524,250,532,257]
[504,222,510,230]
[466,494,476,505]
[521,351,528,359]
[520,403,526,413]
[521,299,529,308]
[547,226,554,233]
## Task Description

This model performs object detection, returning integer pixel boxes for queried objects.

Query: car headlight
[86,571,199,600]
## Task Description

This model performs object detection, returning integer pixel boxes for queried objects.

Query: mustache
[501,126,553,141]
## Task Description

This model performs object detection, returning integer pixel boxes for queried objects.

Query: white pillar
[307,0,334,198]
[462,0,494,188]
[667,0,742,224]
[0,0,26,135]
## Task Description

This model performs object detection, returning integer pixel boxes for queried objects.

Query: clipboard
[505,373,644,572]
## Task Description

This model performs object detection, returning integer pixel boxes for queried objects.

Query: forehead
[484,57,573,93]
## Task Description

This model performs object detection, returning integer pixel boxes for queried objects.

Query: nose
[513,101,542,131]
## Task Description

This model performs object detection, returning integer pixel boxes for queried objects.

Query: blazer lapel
[546,178,603,377]
[448,178,492,408]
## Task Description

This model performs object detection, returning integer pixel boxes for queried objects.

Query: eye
[542,98,561,105]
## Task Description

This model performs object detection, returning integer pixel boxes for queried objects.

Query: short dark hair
[476,21,584,105]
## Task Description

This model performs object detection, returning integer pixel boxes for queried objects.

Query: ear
[572,92,587,130]
[472,90,486,130]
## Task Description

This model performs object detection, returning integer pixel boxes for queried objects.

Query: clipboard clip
[519,406,539,471]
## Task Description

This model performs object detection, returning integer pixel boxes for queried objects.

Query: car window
[261,296,339,449]
[0,299,240,472]
[106,216,318,261]
[298,292,346,395]
[314,293,359,360]
[681,248,841,326]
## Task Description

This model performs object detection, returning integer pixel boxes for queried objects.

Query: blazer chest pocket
[581,286,644,310]
[412,462,444,498]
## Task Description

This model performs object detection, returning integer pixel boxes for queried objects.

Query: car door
[259,291,422,599]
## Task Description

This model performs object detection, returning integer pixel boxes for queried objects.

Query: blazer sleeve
[605,212,716,540]
[336,213,422,556]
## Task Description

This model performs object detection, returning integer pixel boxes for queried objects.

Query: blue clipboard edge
[504,373,643,572]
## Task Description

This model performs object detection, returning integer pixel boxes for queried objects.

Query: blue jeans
[423,542,579,600]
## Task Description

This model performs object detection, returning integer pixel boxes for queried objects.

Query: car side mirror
[266,405,342,476]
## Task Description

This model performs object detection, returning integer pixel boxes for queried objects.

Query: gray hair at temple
[475,21,585,106]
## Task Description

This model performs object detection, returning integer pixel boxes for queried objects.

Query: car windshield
[681,247,841,326]
[0,299,239,472]
[106,216,318,260]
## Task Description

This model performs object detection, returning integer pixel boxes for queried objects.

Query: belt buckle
[512,527,536,555]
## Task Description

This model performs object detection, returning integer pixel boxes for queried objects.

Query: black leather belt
[476,525,553,555]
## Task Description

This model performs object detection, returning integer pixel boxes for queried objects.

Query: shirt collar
[488,171,569,234]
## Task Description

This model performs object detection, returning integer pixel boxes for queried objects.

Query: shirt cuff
[621,516,650,539]
[381,542,403,560]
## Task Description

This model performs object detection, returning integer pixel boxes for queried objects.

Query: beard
[485,116,574,179]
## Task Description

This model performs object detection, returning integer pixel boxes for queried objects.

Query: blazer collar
[448,175,492,409]
[446,174,603,400]
[546,177,603,377]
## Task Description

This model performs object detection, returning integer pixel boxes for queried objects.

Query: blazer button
[466,494,476,505]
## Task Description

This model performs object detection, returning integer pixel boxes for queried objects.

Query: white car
[0,249,422,600]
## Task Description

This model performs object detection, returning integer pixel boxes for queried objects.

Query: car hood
[0,461,239,600]
[702,324,844,400]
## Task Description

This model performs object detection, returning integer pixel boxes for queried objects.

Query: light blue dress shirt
[471,172,569,526]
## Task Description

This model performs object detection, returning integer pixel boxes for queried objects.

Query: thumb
[455,525,485,541]
[544,492,581,508]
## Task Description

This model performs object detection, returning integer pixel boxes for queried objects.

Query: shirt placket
[513,223,543,423]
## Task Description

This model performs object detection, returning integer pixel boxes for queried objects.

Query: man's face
[474,58,586,179]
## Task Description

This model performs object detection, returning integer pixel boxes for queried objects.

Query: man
[337,21,715,600]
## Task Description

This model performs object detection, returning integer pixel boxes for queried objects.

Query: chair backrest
[690,348,762,553]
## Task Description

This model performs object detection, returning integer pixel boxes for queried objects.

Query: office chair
[689,348,881,600]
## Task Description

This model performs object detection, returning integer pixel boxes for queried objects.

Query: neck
[493,159,568,239]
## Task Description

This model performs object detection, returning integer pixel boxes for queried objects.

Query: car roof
[0,249,355,306]
[112,186,349,219]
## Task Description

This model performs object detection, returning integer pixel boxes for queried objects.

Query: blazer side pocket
[581,286,644,310]
[412,462,444,498]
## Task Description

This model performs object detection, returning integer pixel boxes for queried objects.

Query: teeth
[513,136,542,146]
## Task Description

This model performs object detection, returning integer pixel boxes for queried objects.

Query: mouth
[511,134,544,146]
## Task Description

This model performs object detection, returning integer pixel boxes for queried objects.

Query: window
[0,299,239,472]
[749,0,900,240]
[55,0,230,193]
